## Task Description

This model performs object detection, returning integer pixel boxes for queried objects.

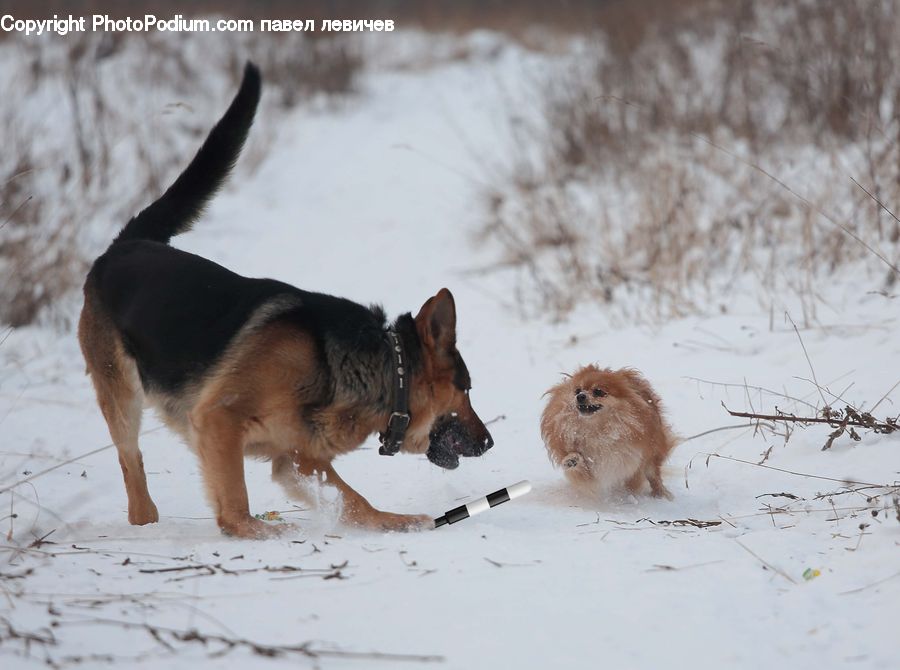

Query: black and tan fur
[79,63,493,538]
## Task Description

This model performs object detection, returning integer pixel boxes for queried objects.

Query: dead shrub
[484,0,900,321]
[0,29,361,328]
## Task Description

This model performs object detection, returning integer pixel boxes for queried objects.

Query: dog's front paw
[370,511,433,533]
[562,452,584,469]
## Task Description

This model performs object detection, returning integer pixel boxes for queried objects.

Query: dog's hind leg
[624,469,646,496]
[646,463,673,500]
[271,454,317,506]
[190,397,285,539]
[78,292,158,525]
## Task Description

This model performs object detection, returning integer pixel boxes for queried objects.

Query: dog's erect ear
[414,288,457,354]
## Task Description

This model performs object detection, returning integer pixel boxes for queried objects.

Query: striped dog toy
[434,481,531,528]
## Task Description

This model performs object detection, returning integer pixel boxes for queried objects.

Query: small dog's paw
[651,485,674,501]
[562,452,583,469]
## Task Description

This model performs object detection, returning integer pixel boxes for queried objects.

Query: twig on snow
[56,617,444,663]
[734,540,796,584]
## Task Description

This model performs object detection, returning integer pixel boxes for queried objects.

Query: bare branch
[722,403,897,451]
[850,176,900,228]
[53,617,444,663]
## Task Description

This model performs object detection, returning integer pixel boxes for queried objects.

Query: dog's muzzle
[575,392,602,415]
[427,417,493,470]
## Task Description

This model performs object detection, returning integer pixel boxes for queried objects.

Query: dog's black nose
[576,392,587,404]
[468,429,493,457]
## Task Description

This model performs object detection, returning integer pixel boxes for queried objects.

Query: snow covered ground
[2,32,899,669]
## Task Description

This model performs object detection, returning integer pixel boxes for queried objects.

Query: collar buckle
[379,412,410,456]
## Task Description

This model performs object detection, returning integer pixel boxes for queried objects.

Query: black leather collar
[378,329,410,455]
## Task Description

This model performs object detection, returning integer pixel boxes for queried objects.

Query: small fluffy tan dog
[541,366,676,498]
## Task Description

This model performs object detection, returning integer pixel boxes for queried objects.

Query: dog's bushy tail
[113,62,261,246]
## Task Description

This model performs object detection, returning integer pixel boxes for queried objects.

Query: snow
[2,31,899,670]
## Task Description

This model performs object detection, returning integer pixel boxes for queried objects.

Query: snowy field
[2,31,899,670]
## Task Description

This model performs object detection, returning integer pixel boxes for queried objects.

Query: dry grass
[0,30,360,328]
[482,0,900,322]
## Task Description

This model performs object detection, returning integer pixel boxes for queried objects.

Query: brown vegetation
[0,30,360,327]
[482,0,900,321]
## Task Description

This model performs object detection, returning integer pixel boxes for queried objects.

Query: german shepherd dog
[78,63,493,538]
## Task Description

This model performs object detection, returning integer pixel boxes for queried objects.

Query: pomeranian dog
[540,366,676,499]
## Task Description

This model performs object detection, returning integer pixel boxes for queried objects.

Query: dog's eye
[593,389,607,397]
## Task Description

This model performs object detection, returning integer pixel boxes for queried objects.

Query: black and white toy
[434,481,531,528]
